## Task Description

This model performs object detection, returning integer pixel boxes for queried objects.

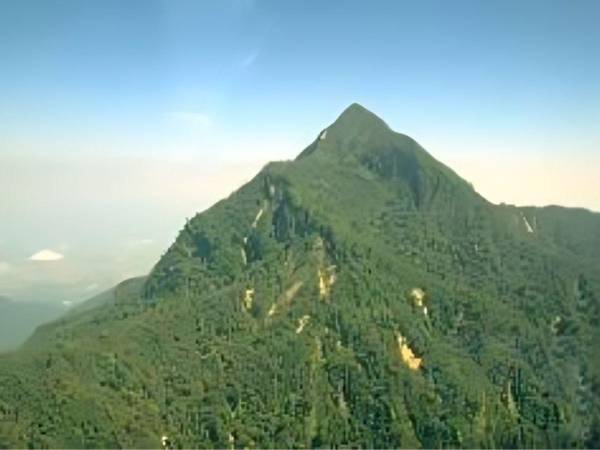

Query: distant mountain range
[0,297,66,353]
[0,104,598,448]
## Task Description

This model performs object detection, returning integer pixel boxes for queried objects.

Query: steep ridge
[0,105,599,448]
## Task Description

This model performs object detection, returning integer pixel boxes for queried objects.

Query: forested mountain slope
[1,104,598,448]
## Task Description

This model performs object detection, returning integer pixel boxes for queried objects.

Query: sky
[1,0,599,304]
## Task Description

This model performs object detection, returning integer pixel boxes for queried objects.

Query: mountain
[0,279,145,353]
[0,296,67,352]
[65,277,147,318]
[1,104,599,448]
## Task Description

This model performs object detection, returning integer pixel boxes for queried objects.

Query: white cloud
[29,249,64,262]
[62,300,74,307]
[167,112,214,129]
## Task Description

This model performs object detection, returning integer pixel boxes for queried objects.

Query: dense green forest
[1,104,598,448]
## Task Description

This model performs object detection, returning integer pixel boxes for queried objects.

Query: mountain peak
[342,102,370,114]
[3,102,599,449]
[297,103,392,159]
[333,102,390,131]
[340,102,373,115]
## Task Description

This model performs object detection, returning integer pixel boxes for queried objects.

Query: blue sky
[2,0,599,156]
[0,0,599,303]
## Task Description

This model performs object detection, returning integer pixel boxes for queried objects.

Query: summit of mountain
[0,104,599,448]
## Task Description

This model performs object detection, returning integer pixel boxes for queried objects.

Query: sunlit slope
[1,104,599,448]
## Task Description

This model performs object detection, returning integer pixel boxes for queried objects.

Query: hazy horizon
[1,0,599,305]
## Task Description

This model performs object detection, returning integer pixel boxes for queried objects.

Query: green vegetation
[1,104,598,448]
